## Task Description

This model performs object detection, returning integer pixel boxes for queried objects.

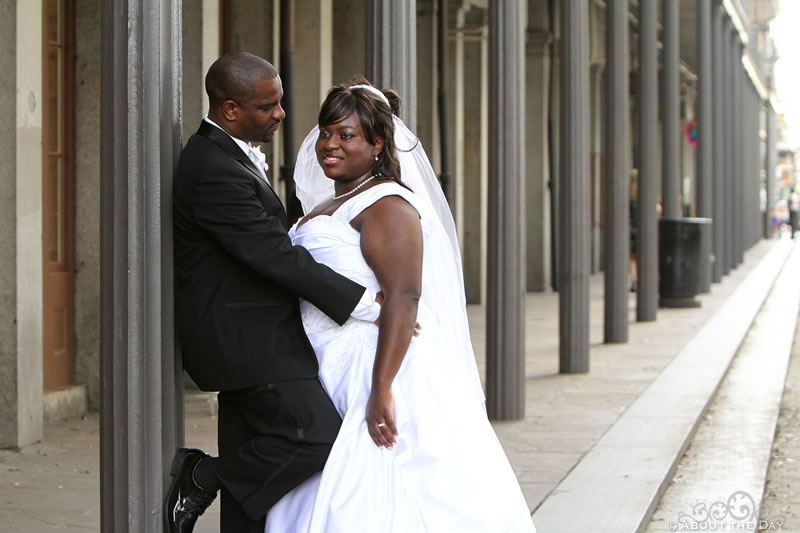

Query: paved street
[760,323,800,532]
[1,238,797,532]
[645,236,800,532]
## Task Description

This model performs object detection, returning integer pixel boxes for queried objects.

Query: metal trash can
[659,217,712,308]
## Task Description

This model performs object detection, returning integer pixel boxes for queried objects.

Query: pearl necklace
[333,175,378,200]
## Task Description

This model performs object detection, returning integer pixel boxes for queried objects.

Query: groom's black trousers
[216,377,342,533]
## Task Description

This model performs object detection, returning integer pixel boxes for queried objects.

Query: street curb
[532,239,794,533]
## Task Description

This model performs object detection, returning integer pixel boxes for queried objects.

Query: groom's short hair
[205,52,278,110]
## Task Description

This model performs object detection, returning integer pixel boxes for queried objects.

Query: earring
[374,155,379,161]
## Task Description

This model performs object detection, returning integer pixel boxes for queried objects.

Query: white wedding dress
[264,183,536,533]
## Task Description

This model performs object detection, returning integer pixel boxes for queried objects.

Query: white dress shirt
[204,116,270,184]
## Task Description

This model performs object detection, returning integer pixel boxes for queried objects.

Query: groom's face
[233,77,285,143]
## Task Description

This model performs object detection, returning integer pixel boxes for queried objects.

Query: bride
[265,81,536,532]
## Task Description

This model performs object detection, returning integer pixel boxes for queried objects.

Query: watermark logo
[667,490,785,531]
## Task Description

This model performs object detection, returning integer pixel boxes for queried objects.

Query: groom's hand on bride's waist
[373,291,422,336]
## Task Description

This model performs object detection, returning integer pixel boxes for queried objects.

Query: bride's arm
[353,195,423,449]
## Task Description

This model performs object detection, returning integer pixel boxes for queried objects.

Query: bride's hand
[366,384,398,449]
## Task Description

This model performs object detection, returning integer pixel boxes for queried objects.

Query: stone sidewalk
[0,238,790,532]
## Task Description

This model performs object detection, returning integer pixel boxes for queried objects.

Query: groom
[166,52,378,533]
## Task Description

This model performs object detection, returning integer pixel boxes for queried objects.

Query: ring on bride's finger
[377,423,386,428]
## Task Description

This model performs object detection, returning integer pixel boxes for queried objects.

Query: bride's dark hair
[318,78,404,184]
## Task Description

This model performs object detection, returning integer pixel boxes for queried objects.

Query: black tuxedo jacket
[173,121,364,391]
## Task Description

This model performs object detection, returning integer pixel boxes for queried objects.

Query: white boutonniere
[250,143,269,173]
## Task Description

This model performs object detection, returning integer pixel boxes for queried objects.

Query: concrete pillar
[590,65,603,275]
[366,0,417,131]
[559,0,590,373]
[526,2,552,292]
[727,30,736,269]
[549,44,560,293]
[753,89,761,245]
[722,22,733,275]
[589,4,603,276]
[733,42,744,266]
[766,103,776,238]
[463,26,487,304]
[224,1,279,189]
[73,0,102,410]
[1,0,44,449]
[662,0,680,218]
[637,0,658,321]
[486,0,525,420]
[753,89,760,244]
[696,0,712,291]
[753,89,760,246]
[0,0,18,447]
[333,0,367,84]
[746,85,752,246]
[603,0,629,343]
[202,0,221,116]
[415,0,436,152]
[746,86,752,245]
[711,4,724,281]
[181,0,221,142]
[435,0,450,202]
[681,86,696,212]
[294,0,332,149]
[181,4,202,142]
[452,7,465,251]
[752,87,760,245]
[224,0,275,57]
[99,2,183,530]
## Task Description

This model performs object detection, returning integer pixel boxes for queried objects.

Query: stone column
[728,31,737,268]
[415,0,436,151]
[559,0,590,373]
[711,4,724,281]
[589,65,603,275]
[696,0,712,292]
[636,0,658,321]
[201,0,221,116]
[0,0,17,448]
[733,41,744,266]
[333,0,367,83]
[181,0,221,143]
[752,87,759,246]
[752,86,757,246]
[766,102,776,238]
[463,24,488,304]
[294,0,332,147]
[486,0,525,420]
[16,0,44,443]
[662,0,680,218]
[73,0,103,410]
[0,0,44,449]
[366,0,417,130]
[603,0,629,343]
[99,2,183,531]
[722,22,734,275]
[748,86,754,244]
[753,89,760,244]
[181,3,202,143]
[526,2,552,292]
[223,0,275,57]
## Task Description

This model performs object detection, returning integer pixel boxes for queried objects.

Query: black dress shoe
[164,448,217,533]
